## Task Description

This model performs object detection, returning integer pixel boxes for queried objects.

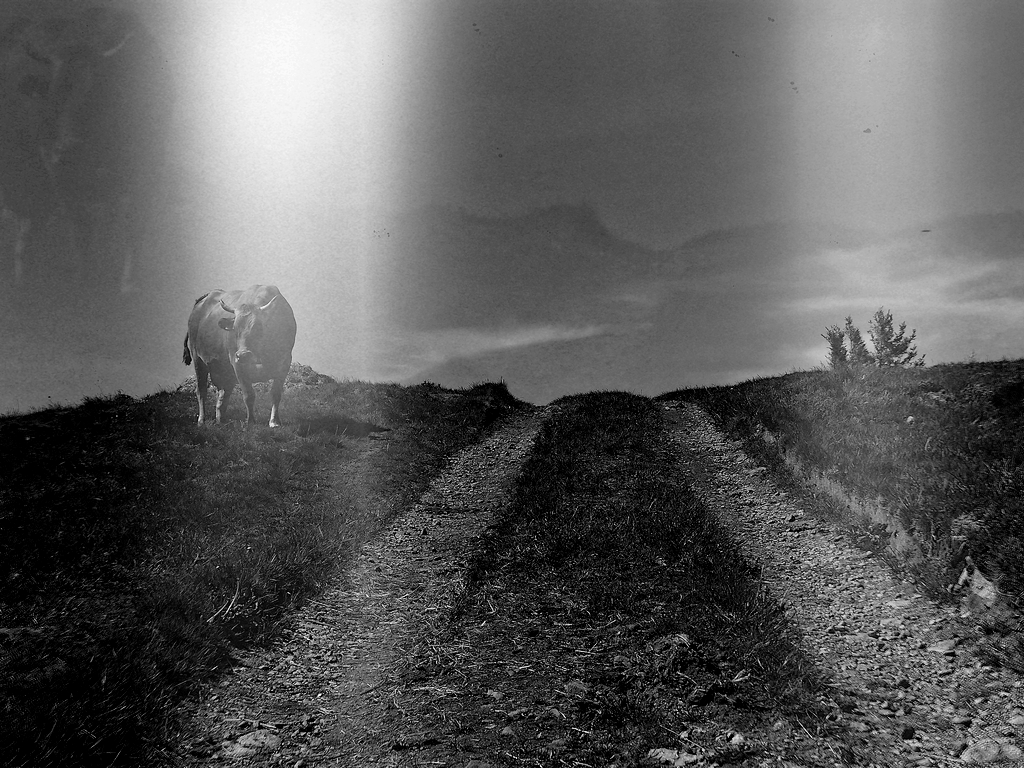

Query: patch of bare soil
[174,411,546,766]
[174,401,1023,767]
[664,402,1024,766]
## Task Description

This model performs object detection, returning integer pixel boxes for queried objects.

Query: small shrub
[868,308,924,368]
[824,309,924,370]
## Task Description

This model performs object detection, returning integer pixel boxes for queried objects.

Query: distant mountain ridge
[363,202,657,331]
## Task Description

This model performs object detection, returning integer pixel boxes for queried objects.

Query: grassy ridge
[410,392,818,765]
[659,361,1024,610]
[0,372,524,767]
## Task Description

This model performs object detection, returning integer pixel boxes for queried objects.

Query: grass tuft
[415,391,819,765]
[659,360,1024,615]
[0,367,528,767]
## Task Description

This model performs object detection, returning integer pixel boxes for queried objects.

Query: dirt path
[176,400,1023,767]
[664,401,1024,766]
[177,410,546,767]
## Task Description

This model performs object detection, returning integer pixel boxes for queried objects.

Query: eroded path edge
[665,401,1024,766]
[178,410,546,766]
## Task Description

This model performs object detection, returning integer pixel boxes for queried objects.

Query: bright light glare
[211,3,338,174]
[184,1,417,379]
[197,1,404,209]
[224,10,320,150]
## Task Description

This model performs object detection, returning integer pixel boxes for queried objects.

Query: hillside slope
[6,374,1024,766]
[0,370,526,767]
[176,408,547,763]
[664,402,1024,766]
[175,390,1023,767]
[660,362,1024,628]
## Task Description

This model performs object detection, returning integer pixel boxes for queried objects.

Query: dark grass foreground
[0,368,527,767]
[659,361,1024,632]
[403,392,820,766]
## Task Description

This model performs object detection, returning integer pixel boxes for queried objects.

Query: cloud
[370,323,608,382]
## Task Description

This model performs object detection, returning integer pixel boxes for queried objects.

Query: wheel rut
[176,410,547,766]
[664,401,1024,766]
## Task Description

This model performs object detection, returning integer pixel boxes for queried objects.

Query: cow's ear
[218,318,234,332]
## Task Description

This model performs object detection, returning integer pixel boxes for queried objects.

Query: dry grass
[395,391,821,767]
[0,368,526,767]
[658,360,1024,619]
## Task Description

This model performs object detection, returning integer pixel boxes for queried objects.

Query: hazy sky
[3,1,1024,410]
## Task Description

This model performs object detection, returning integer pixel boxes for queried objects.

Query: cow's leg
[216,386,232,424]
[215,387,231,424]
[194,358,210,425]
[241,381,257,427]
[268,376,285,427]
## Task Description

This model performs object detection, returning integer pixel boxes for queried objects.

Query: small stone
[1008,714,1024,726]
[887,599,915,609]
[960,739,1024,763]
[222,730,281,758]
[648,748,681,765]
[1003,744,1024,760]
[564,679,589,695]
[500,726,515,737]
[927,639,958,655]
[455,735,478,751]
[544,738,567,752]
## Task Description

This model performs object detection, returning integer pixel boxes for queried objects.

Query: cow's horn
[258,295,278,311]
[219,299,235,314]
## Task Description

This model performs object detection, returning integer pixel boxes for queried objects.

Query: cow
[183,285,297,428]
[0,7,173,293]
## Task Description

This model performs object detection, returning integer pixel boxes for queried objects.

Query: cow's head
[218,295,278,365]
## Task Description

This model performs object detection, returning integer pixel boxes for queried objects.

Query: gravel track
[176,401,1023,767]
[176,411,546,766]
[664,401,1024,766]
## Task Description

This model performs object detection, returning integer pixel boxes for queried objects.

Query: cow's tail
[183,333,192,366]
